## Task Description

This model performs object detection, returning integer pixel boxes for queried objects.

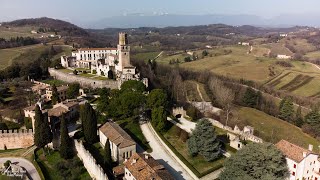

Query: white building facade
[276,140,320,180]
[61,32,148,88]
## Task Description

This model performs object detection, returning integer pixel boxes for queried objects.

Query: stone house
[99,122,136,163]
[123,153,174,180]
[45,86,68,101]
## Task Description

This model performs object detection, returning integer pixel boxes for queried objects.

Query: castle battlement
[0,129,34,150]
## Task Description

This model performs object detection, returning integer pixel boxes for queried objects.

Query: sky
[1,0,319,23]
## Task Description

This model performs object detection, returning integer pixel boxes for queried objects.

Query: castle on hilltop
[60,32,147,87]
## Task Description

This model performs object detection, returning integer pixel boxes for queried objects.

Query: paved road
[140,123,194,180]
[168,117,196,133]
[0,157,41,180]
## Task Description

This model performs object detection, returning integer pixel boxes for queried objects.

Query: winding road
[0,157,41,180]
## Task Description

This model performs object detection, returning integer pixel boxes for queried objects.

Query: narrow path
[196,83,205,102]
[306,62,320,70]
[140,123,195,180]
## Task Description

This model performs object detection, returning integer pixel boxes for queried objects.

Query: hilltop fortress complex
[60,32,148,88]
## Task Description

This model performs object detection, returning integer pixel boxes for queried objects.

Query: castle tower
[117,32,130,71]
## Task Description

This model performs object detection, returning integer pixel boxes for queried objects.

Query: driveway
[140,123,194,180]
[0,157,41,180]
[167,117,196,133]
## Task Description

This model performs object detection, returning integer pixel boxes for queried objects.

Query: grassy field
[305,51,320,61]
[0,44,43,70]
[281,38,317,53]
[163,124,225,175]
[163,46,279,82]
[265,43,293,56]
[184,80,211,102]
[35,149,90,180]
[237,107,320,148]
[131,51,161,62]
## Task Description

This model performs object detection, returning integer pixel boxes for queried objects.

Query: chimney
[145,154,149,159]
[131,158,137,165]
[303,152,307,158]
[309,144,313,151]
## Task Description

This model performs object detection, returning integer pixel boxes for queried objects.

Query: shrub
[275,61,293,67]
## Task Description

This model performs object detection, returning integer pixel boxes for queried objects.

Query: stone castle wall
[74,140,108,180]
[49,68,118,89]
[0,129,34,150]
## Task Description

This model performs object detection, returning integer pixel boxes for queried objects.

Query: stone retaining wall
[49,68,118,89]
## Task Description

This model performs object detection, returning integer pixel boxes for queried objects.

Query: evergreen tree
[51,84,59,105]
[151,106,167,132]
[187,119,220,161]
[278,97,294,121]
[59,114,73,159]
[81,103,98,144]
[219,143,289,180]
[147,89,168,109]
[34,105,44,148]
[42,113,53,146]
[104,139,112,167]
[295,106,304,127]
[305,110,320,126]
[107,70,114,79]
[242,87,257,107]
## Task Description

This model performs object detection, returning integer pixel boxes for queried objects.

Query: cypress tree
[60,114,73,159]
[104,139,112,167]
[34,105,44,148]
[42,113,53,146]
[81,103,97,144]
[51,84,59,105]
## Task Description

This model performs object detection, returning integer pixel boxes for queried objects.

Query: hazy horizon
[2,0,320,23]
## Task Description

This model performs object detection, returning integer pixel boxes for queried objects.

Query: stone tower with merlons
[117,32,131,71]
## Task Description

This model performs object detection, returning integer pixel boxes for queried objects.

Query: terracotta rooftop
[99,122,136,149]
[124,153,174,180]
[276,140,313,162]
[61,101,79,108]
[48,106,68,117]
[78,48,117,51]
[113,165,125,177]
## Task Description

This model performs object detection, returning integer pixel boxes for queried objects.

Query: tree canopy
[66,83,80,99]
[59,114,73,159]
[219,143,289,180]
[34,105,52,148]
[278,97,294,122]
[187,119,220,161]
[120,80,146,93]
[147,89,168,109]
[51,84,59,105]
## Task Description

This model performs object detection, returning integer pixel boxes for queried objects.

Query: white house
[276,140,320,180]
[277,54,292,59]
[280,33,288,37]
[99,122,136,163]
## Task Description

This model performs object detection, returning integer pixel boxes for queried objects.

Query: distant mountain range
[84,14,320,29]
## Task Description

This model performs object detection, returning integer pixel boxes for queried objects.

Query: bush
[275,61,293,67]
[24,117,33,129]
[186,105,201,121]
[92,70,97,74]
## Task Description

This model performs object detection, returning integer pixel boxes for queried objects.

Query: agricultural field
[0,26,55,39]
[264,43,293,56]
[305,51,320,61]
[281,38,317,53]
[237,107,320,149]
[0,44,43,70]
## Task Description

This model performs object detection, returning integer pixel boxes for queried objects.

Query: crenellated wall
[49,68,118,89]
[74,140,108,180]
[0,129,34,150]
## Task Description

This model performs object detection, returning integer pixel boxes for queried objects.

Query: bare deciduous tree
[209,77,235,126]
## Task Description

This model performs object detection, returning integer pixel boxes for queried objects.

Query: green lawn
[237,107,320,148]
[35,149,90,180]
[131,51,161,62]
[162,124,225,176]
[117,119,152,152]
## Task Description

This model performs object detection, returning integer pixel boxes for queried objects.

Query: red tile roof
[276,140,313,162]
